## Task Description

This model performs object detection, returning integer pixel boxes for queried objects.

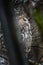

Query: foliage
[33,9,43,40]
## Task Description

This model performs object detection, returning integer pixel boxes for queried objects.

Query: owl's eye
[23,18,26,21]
